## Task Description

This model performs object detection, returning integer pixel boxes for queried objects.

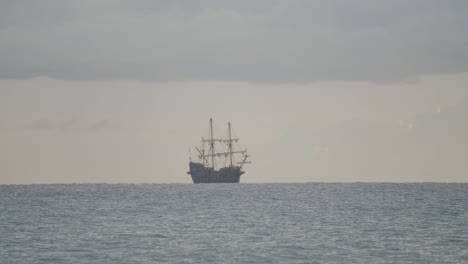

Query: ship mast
[194,118,251,171]
[210,118,215,169]
[201,137,205,166]
[228,122,233,167]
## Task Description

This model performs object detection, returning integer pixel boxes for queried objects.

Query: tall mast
[228,122,233,167]
[210,118,215,169]
[201,137,205,166]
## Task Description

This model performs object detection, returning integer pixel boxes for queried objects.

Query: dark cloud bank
[1,0,468,83]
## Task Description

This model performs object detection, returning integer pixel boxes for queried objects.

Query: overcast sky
[1,0,467,184]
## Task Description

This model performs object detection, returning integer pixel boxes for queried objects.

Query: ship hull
[188,162,244,183]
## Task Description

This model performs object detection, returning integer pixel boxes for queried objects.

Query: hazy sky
[1,1,467,184]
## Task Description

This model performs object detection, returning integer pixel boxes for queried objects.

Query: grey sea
[1,183,467,264]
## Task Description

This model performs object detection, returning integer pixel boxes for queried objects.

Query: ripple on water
[0,183,467,264]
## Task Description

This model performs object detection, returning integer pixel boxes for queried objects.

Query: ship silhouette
[188,118,251,183]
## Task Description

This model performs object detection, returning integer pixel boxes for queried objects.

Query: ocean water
[0,183,467,264]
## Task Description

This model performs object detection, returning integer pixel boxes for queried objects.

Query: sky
[1,0,467,184]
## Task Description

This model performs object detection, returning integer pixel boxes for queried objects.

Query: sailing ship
[188,118,251,183]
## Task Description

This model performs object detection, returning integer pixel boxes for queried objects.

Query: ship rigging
[188,118,251,183]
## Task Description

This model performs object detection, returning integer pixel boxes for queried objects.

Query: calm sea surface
[1,183,467,264]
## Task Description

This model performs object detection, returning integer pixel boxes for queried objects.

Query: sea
[1,183,467,264]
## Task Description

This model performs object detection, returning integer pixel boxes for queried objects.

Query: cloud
[23,119,78,131]
[1,0,468,82]
[88,120,120,132]
[22,118,119,132]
